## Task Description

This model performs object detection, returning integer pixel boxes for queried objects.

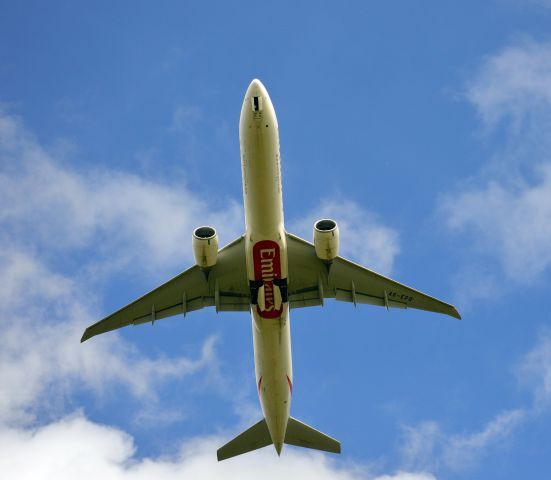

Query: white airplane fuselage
[80,78,461,460]
[240,79,292,454]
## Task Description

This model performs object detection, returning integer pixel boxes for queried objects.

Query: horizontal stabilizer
[284,417,341,454]
[217,419,272,461]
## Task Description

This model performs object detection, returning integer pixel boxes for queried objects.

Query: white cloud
[442,40,551,284]
[290,199,400,275]
[400,328,551,473]
[0,413,434,480]
[400,409,525,472]
[448,265,500,310]
[442,409,524,470]
[466,40,551,130]
[515,329,551,412]
[442,164,551,281]
[0,247,219,426]
[399,329,551,473]
[399,422,440,472]
[0,110,239,425]
[0,110,243,278]
[374,474,433,480]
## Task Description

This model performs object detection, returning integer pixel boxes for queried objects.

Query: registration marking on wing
[387,291,414,303]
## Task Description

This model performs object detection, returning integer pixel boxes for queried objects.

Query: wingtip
[80,330,91,343]
[451,307,462,320]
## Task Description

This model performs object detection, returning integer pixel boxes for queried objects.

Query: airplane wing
[81,236,249,342]
[286,232,461,319]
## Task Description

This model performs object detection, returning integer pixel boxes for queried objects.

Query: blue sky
[1,1,551,478]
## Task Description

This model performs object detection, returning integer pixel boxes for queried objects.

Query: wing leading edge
[286,232,461,320]
[81,236,249,342]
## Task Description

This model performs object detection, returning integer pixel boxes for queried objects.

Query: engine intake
[193,226,219,269]
[313,219,339,262]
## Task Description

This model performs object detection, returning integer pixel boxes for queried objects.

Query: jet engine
[313,219,339,262]
[193,226,219,269]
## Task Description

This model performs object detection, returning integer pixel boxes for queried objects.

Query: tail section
[217,417,340,461]
[284,417,341,454]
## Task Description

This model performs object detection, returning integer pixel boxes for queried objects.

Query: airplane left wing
[286,232,460,320]
[81,236,249,342]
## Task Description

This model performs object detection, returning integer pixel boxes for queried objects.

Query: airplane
[81,79,461,461]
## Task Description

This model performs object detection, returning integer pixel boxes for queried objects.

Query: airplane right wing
[81,235,250,342]
[286,232,460,319]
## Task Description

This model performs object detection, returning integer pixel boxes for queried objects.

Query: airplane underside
[81,79,461,460]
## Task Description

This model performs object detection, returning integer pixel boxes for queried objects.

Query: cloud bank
[441,40,551,286]
[0,413,437,480]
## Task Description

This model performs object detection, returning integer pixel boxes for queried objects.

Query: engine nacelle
[313,219,339,262]
[193,226,219,269]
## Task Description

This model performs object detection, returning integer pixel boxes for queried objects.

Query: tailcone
[265,414,288,457]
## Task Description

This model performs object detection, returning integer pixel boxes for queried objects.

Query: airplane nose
[247,78,266,97]
[241,78,276,122]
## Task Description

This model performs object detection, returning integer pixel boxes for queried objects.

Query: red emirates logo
[253,240,283,318]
